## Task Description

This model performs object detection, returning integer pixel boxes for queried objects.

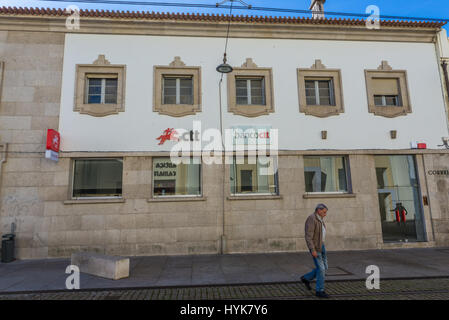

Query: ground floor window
[230,156,278,195]
[72,158,123,198]
[152,157,201,197]
[304,156,350,193]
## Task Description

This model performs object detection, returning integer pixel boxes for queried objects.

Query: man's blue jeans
[302,245,328,292]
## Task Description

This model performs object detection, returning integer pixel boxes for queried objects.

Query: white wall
[59,33,449,152]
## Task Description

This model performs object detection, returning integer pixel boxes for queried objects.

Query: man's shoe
[300,276,312,291]
[315,291,330,298]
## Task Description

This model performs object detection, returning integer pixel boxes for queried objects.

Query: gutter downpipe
[0,144,7,229]
[218,75,226,255]
[442,60,449,106]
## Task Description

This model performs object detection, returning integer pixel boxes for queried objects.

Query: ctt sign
[45,129,60,161]
[231,125,271,146]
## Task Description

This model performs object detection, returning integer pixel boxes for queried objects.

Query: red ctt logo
[46,129,60,152]
[156,128,179,145]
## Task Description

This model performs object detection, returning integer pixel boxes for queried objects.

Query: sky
[0,0,448,30]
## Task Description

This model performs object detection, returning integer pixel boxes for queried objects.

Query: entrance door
[374,155,426,242]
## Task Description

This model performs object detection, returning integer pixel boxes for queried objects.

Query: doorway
[374,155,426,243]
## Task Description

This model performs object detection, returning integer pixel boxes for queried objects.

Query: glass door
[374,155,426,242]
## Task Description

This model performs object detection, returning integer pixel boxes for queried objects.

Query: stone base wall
[43,158,223,258]
[3,150,448,259]
[423,154,449,246]
[223,154,382,253]
[0,31,64,259]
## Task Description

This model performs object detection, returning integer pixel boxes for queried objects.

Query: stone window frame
[365,61,412,118]
[68,157,124,201]
[153,57,202,117]
[74,54,126,117]
[227,58,275,117]
[297,59,344,118]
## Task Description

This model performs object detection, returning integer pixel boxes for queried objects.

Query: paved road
[1,278,448,300]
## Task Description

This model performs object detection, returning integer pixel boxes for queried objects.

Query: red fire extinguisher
[394,207,401,223]
[393,203,408,223]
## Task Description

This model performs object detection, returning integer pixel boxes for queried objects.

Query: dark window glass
[87,78,102,104]
[250,79,265,105]
[179,78,193,104]
[305,79,334,106]
[73,159,123,198]
[374,95,383,106]
[162,77,193,105]
[304,156,350,193]
[235,78,265,105]
[374,95,400,107]
[87,95,101,104]
[230,156,278,195]
[236,79,248,105]
[153,157,201,196]
[240,170,254,192]
[87,77,118,104]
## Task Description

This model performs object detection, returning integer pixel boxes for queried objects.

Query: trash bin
[1,234,15,263]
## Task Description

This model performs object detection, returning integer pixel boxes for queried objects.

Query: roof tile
[0,6,445,28]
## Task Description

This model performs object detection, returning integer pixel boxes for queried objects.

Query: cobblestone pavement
[0,278,448,300]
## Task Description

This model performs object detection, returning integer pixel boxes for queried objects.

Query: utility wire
[223,1,233,59]
[33,0,449,23]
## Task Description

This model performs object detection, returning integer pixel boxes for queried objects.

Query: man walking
[301,203,330,298]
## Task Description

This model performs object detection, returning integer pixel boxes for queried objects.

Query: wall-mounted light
[321,130,327,140]
[390,130,397,139]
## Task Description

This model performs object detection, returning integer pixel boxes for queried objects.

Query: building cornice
[0,7,444,43]
[59,149,449,158]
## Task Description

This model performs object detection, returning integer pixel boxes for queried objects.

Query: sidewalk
[1,247,449,293]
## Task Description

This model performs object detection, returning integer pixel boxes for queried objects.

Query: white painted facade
[59,33,449,152]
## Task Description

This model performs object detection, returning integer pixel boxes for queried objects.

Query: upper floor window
[374,95,400,107]
[236,77,266,105]
[74,54,126,117]
[297,60,344,117]
[365,61,411,118]
[153,56,201,117]
[227,58,274,117]
[162,76,193,105]
[305,79,335,106]
[86,77,118,104]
